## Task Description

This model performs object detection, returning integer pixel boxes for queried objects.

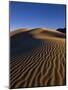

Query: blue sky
[9,1,66,31]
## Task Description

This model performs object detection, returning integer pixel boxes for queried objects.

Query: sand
[10,28,66,89]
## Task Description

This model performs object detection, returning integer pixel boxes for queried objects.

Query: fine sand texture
[10,28,66,89]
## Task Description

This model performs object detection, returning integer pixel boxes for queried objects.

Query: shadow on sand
[10,31,42,56]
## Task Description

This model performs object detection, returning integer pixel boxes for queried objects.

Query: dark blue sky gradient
[10,1,66,31]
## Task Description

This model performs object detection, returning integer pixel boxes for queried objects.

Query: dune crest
[10,28,65,38]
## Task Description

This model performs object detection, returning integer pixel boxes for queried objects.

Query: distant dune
[56,28,66,34]
[10,28,66,89]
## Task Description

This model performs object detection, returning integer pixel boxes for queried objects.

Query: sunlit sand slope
[10,28,66,89]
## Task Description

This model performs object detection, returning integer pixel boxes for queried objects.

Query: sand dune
[10,28,31,36]
[10,28,66,89]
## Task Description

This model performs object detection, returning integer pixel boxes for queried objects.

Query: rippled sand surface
[10,28,66,89]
